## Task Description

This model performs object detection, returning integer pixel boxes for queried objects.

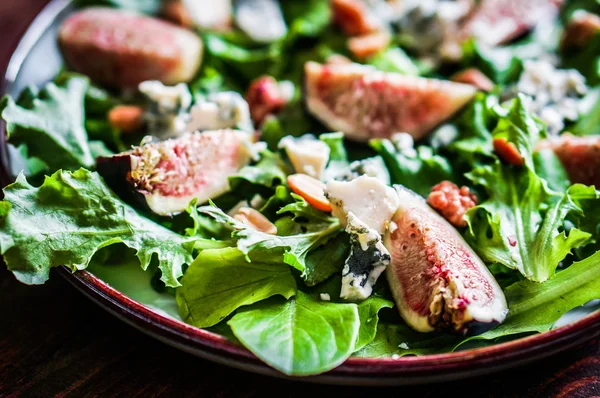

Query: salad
[1,0,600,377]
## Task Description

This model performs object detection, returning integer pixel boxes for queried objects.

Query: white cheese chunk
[279,135,331,179]
[139,81,192,138]
[327,156,391,185]
[340,213,390,301]
[326,175,400,235]
[187,91,253,133]
[235,0,287,43]
[183,0,232,31]
[517,60,588,135]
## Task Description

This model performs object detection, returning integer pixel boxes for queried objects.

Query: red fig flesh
[460,0,563,46]
[305,62,477,142]
[96,130,253,215]
[536,134,600,188]
[384,187,508,334]
[59,8,203,88]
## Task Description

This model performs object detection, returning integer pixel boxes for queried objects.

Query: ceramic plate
[2,0,600,386]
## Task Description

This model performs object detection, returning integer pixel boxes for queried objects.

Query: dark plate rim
[1,0,600,383]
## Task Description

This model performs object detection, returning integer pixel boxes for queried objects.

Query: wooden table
[1,1,599,396]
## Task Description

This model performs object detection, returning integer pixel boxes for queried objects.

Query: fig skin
[97,130,253,216]
[305,61,477,142]
[59,8,203,89]
[384,187,508,335]
[536,134,600,188]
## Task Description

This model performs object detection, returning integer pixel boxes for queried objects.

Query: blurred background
[0,0,48,80]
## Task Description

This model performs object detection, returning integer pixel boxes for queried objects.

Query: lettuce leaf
[465,96,598,282]
[370,139,455,197]
[571,87,600,136]
[282,0,331,39]
[0,75,94,171]
[357,250,600,357]
[0,169,195,287]
[228,291,360,376]
[197,203,342,276]
[176,247,297,328]
[354,296,395,352]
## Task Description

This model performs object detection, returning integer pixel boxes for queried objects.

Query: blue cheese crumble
[340,213,391,300]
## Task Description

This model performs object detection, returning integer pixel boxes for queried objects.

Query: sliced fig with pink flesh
[536,134,600,188]
[97,130,253,216]
[305,62,477,142]
[459,0,563,46]
[59,8,203,88]
[384,187,508,335]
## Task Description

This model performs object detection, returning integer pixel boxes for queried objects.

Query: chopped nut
[233,207,278,235]
[288,174,332,212]
[493,137,525,167]
[348,30,391,59]
[427,181,478,227]
[108,105,145,134]
[561,10,600,50]
[451,68,495,92]
[332,0,381,36]
[161,1,194,28]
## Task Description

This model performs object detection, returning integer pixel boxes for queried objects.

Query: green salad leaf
[367,48,423,75]
[228,150,288,194]
[0,75,94,171]
[301,233,350,286]
[282,0,332,39]
[466,96,598,282]
[371,139,455,197]
[571,87,600,136]
[177,247,297,328]
[228,291,360,376]
[463,250,600,342]
[354,296,395,352]
[198,203,342,277]
[358,249,600,357]
[0,169,195,287]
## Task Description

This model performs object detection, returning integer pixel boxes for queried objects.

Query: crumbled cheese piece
[517,60,588,135]
[340,213,391,300]
[330,156,391,185]
[139,81,192,138]
[326,175,400,235]
[187,91,254,133]
[391,0,471,60]
[249,194,266,209]
[277,80,296,102]
[391,354,400,359]
[430,124,459,149]
[391,132,417,157]
[320,293,331,302]
[398,342,410,350]
[235,0,287,43]
[279,135,331,179]
[183,0,232,31]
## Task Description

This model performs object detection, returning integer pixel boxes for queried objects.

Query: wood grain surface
[0,1,599,397]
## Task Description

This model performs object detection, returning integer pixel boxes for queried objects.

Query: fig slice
[305,62,477,142]
[459,0,563,47]
[59,8,203,88]
[536,134,600,188]
[96,130,254,216]
[384,186,508,335]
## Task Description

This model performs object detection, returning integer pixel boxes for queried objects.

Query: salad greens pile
[1,0,600,376]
